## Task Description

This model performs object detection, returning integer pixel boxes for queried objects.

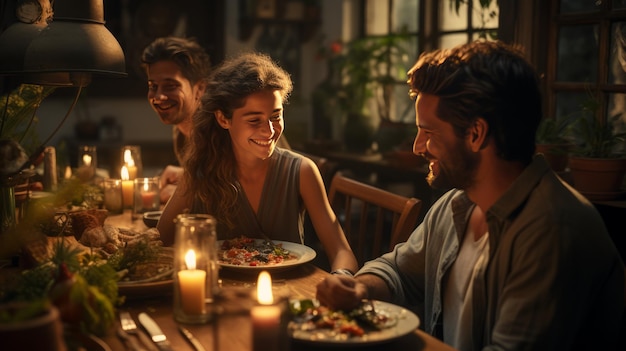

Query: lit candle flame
[64,166,72,179]
[143,181,149,192]
[185,249,197,270]
[257,271,273,305]
[82,154,92,167]
[123,149,135,167]
[121,166,129,181]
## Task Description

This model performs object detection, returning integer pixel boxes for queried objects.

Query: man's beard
[426,144,479,190]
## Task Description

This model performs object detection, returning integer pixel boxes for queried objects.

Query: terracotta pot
[568,157,626,196]
[0,303,67,351]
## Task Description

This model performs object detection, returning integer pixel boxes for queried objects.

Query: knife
[138,313,174,351]
[179,326,207,351]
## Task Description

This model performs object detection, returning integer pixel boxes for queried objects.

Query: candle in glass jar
[120,166,134,208]
[251,271,282,351]
[178,249,206,315]
[140,181,156,209]
[82,154,92,167]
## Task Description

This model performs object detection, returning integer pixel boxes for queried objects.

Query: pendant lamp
[0,0,127,86]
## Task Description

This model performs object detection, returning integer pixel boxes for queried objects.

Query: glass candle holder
[121,145,142,179]
[132,177,159,217]
[173,214,219,324]
[77,145,97,180]
[103,178,123,214]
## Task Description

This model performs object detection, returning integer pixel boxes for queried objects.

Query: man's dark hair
[408,40,543,163]
[141,36,211,85]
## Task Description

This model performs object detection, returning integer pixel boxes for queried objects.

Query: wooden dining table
[101,211,457,351]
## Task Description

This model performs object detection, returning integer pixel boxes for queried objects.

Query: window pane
[440,33,468,48]
[406,36,419,64]
[393,0,419,32]
[555,91,592,119]
[560,0,601,13]
[557,25,598,82]
[392,83,416,123]
[440,0,468,31]
[609,22,626,84]
[472,0,498,29]
[366,0,390,36]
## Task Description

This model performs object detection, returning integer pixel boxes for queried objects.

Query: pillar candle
[123,148,138,179]
[178,250,206,315]
[121,166,133,208]
[251,271,282,351]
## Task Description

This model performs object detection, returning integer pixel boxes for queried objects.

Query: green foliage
[0,238,121,335]
[565,92,626,158]
[323,33,412,120]
[536,116,575,144]
[0,299,51,324]
[0,84,56,154]
[570,113,626,158]
[449,0,499,40]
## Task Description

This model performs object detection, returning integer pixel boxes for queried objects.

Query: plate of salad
[217,237,316,272]
[288,299,420,345]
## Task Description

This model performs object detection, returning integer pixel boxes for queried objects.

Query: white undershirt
[443,231,489,350]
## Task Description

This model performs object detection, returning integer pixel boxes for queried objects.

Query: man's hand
[159,165,183,203]
[160,165,183,187]
[315,275,369,311]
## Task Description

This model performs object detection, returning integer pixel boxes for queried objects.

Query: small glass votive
[173,214,219,324]
[77,145,97,180]
[103,178,123,214]
[132,177,159,217]
[121,145,142,179]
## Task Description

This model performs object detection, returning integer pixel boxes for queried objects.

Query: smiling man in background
[141,36,211,203]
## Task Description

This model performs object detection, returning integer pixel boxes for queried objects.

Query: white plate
[117,247,174,298]
[289,300,420,346]
[217,240,316,272]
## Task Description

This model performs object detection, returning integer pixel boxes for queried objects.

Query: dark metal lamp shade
[0,0,126,87]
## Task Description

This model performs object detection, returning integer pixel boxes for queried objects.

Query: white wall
[35,0,348,147]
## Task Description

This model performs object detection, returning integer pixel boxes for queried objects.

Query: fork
[117,326,146,351]
[120,311,158,351]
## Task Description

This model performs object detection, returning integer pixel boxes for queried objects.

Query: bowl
[142,211,162,228]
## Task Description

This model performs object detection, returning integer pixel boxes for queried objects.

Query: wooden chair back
[328,172,422,266]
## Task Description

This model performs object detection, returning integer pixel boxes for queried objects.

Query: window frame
[545,1,626,125]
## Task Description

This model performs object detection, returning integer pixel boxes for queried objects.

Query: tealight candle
[133,177,159,217]
[141,182,156,209]
[251,271,282,351]
[103,178,123,214]
[120,166,134,208]
[178,250,206,315]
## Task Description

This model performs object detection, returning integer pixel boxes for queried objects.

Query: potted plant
[566,97,626,199]
[313,33,412,152]
[535,116,575,172]
[1,84,55,234]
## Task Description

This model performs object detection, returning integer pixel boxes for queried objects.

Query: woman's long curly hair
[183,52,293,229]
[407,40,542,164]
